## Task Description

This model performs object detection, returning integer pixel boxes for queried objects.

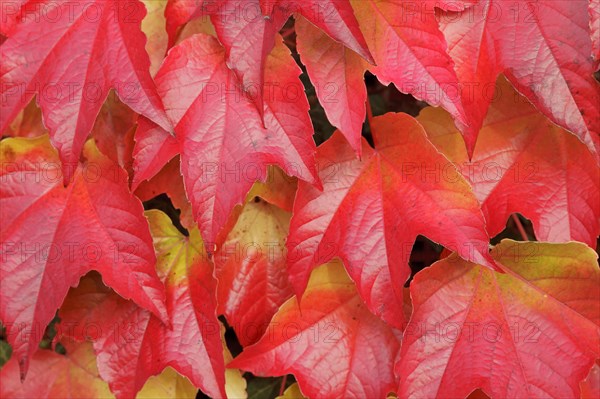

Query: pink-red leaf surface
[58,210,226,399]
[4,99,48,139]
[154,33,318,246]
[439,0,600,157]
[164,0,206,47]
[245,165,298,212]
[419,78,600,247]
[0,340,112,398]
[90,93,137,171]
[132,117,179,189]
[295,16,368,155]
[287,112,493,329]
[581,362,600,399]
[0,0,171,182]
[0,0,26,36]
[397,240,600,399]
[134,157,194,230]
[294,0,486,153]
[229,261,401,399]
[0,136,167,376]
[214,197,293,346]
[265,0,373,62]
[591,0,600,67]
[349,0,467,126]
[165,0,372,115]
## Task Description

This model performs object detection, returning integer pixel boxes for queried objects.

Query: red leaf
[154,33,318,246]
[0,0,172,183]
[435,0,480,11]
[215,197,294,346]
[350,0,467,126]
[166,0,285,116]
[134,156,195,230]
[59,210,226,399]
[581,362,600,399]
[294,1,483,153]
[90,94,138,171]
[165,0,372,115]
[0,136,167,376]
[591,0,600,67]
[0,340,113,398]
[0,0,26,36]
[419,77,600,247]
[439,0,600,157]
[397,240,600,398]
[209,1,287,118]
[132,117,179,190]
[164,0,207,47]
[269,0,373,62]
[295,15,368,156]
[246,165,298,212]
[228,261,401,399]
[287,112,493,328]
[4,98,48,139]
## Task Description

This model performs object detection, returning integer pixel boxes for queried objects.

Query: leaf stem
[366,96,374,127]
[511,214,528,241]
[281,27,295,39]
[279,375,288,396]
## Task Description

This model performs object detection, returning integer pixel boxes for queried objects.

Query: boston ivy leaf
[0,0,26,36]
[137,367,198,399]
[0,0,172,183]
[265,0,373,62]
[165,0,371,114]
[140,0,169,77]
[58,210,226,398]
[229,261,401,399]
[439,0,600,157]
[419,77,600,247]
[134,157,194,230]
[215,197,293,346]
[287,112,493,328]
[0,136,167,376]
[0,340,113,398]
[581,362,600,399]
[164,0,207,47]
[295,15,368,156]
[210,0,287,117]
[90,94,137,171]
[349,0,468,126]
[591,0,600,68]
[166,0,282,116]
[397,240,600,399]
[245,166,298,212]
[435,0,480,10]
[154,32,318,247]
[131,117,179,190]
[295,0,475,153]
[4,98,47,139]
[1,339,200,399]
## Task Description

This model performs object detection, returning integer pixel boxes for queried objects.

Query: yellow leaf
[276,383,307,399]
[137,367,198,399]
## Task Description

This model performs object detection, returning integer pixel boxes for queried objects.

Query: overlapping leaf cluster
[1,0,599,398]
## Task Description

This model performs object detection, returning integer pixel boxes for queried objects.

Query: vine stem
[279,375,288,396]
[366,96,374,127]
[281,27,295,39]
[511,214,529,241]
